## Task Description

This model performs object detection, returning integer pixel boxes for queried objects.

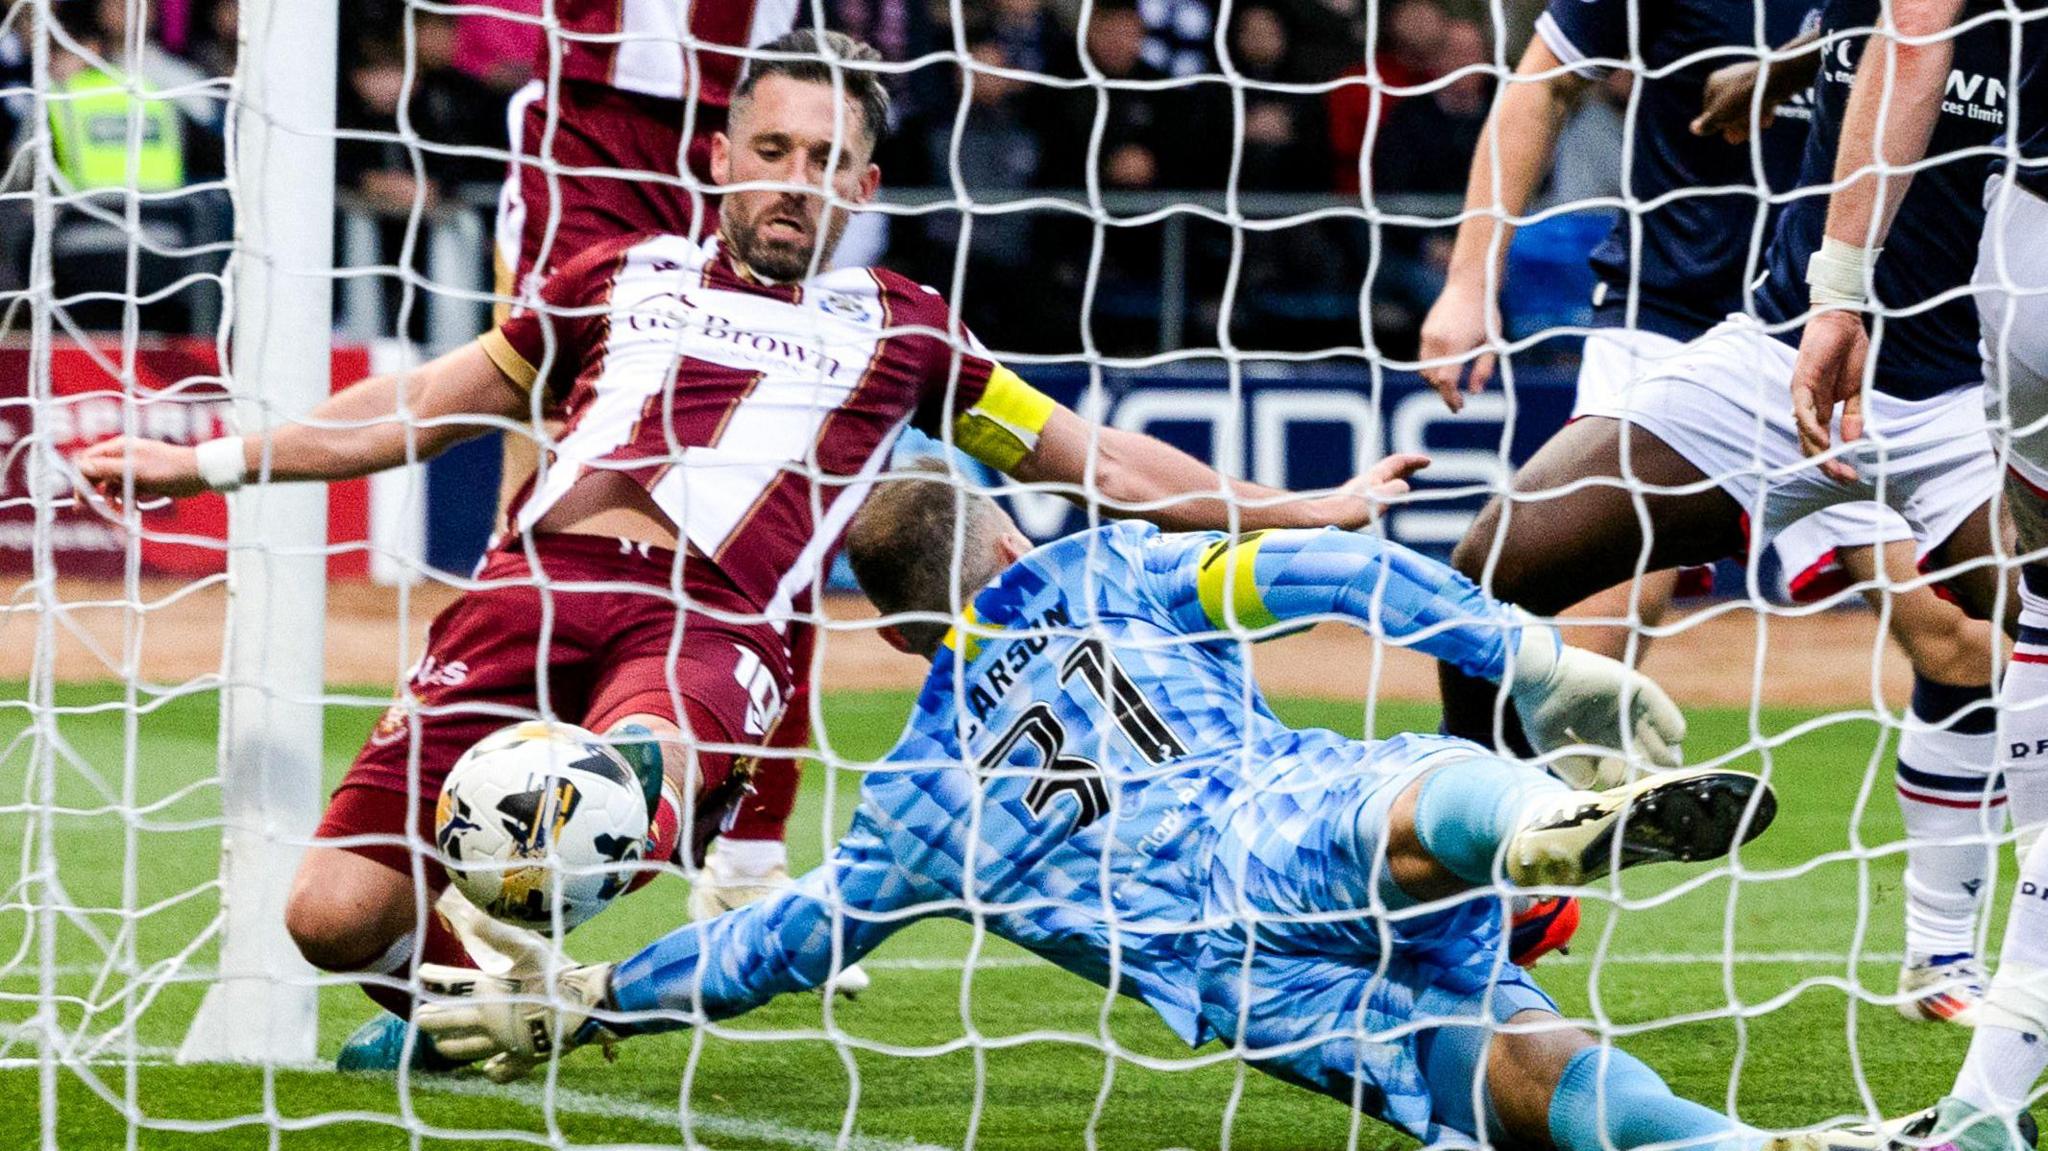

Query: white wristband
[194,436,247,492]
[1806,236,1881,310]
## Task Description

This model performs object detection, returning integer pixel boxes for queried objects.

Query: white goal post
[174,0,336,1066]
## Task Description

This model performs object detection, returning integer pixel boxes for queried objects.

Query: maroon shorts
[318,533,792,879]
[497,78,723,294]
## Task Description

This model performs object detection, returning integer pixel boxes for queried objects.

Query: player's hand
[1327,452,1431,527]
[1790,311,1870,484]
[71,436,206,510]
[1418,279,1498,413]
[1691,60,1772,144]
[1507,626,1686,789]
[415,962,620,1083]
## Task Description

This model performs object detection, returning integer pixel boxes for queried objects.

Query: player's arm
[951,365,1428,532]
[415,805,929,1081]
[1690,27,1823,144]
[72,340,527,503]
[1418,31,1593,409]
[1157,527,1685,776]
[1790,0,1963,478]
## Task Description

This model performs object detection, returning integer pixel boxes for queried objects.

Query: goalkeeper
[416,470,1779,1151]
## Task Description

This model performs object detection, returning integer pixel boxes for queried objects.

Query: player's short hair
[846,461,1008,657]
[734,30,892,155]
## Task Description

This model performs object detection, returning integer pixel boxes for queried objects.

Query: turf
[0,684,1968,1149]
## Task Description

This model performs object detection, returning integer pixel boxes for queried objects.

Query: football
[434,721,652,931]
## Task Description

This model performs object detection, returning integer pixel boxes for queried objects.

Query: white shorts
[1576,318,1998,565]
[1979,174,2048,497]
[1570,328,1686,416]
[1768,504,1916,603]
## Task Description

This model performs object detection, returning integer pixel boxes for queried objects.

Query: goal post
[175,0,337,1066]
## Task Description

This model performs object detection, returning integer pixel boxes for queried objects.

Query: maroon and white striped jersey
[540,0,802,106]
[479,232,1055,623]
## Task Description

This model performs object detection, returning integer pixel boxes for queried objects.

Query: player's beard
[724,193,849,283]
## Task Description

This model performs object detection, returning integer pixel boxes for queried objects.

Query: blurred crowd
[15,0,1627,359]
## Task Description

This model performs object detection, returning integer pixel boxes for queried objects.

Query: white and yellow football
[434,722,651,931]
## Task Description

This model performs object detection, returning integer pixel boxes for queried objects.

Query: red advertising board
[0,336,371,579]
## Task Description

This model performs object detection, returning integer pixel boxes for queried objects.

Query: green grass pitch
[0,684,1967,1149]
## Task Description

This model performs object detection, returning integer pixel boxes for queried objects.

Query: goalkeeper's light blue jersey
[612,521,1539,1053]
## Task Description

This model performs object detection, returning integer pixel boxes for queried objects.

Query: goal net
[0,0,2023,1146]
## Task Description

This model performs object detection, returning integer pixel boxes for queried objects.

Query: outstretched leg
[1441,417,1744,751]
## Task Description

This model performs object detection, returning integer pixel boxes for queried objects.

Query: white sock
[2004,578,2048,856]
[710,837,787,880]
[363,930,417,976]
[1954,834,2048,1112]
[1898,676,2003,961]
[1956,1023,2048,1113]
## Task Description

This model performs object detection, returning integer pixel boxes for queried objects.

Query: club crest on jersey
[369,703,412,747]
[815,289,875,326]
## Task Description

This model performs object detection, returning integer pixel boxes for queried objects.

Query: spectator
[336,16,504,217]
[920,32,1063,352]
[1371,19,1491,196]
[1048,2,1225,192]
[1230,6,1327,191]
[1366,19,1494,349]
[185,0,235,79]
[90,0,224,130]
[984,0,1079,82]
[827,0,944,185]
[1326,0,1451,192]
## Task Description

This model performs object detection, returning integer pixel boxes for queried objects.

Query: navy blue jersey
[1754,0,2045,399]
[1537,0,1816,341]
[2016,7,2048,200]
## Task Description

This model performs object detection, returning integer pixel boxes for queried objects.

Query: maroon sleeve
[877,272,999,437]
[481,235,635,403]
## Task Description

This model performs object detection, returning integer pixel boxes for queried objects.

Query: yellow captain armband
[478,328,540,394]
[953,365,1056,472]
[1196,532,1279,632]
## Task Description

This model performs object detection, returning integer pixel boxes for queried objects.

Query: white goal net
[0,0,2032,1147]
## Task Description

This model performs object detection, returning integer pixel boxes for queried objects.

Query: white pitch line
[414,1075,954,1151]
[0,1045,948,1151]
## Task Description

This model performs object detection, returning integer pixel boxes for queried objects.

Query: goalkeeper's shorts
[1195,732,1558,1145]
[318,532,793,881]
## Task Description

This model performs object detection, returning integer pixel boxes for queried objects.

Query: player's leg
[585,618,871,998]
[1557,572,1682,664]
[1440,414,1746,748]
[1553,329,1693,665]
[1884,173,2048,1150]
[693,621,819,918]
[1220,943,1769,1151]
[1829,538,2003,1022]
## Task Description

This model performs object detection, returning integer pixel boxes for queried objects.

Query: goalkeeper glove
[1507,621,1686,789]
[416,962,622,1083]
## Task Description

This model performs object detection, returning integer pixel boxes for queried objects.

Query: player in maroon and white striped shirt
[491,1,839,916]
[77,30,1426,1071]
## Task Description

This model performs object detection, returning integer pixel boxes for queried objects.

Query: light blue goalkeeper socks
[1549,1046,1757,1151]
[1411,754,1567,888]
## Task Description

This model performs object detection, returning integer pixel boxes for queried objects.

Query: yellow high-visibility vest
[50,67,184,192]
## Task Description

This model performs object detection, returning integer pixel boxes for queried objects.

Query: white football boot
[691,841,870,998]
[1897,953,1987,1026]
[1506,768,1778,888]
[1766,1098,2036,1151]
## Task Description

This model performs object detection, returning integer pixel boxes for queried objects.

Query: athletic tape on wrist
[194,436,246,492]
[1806,236,1881,310]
